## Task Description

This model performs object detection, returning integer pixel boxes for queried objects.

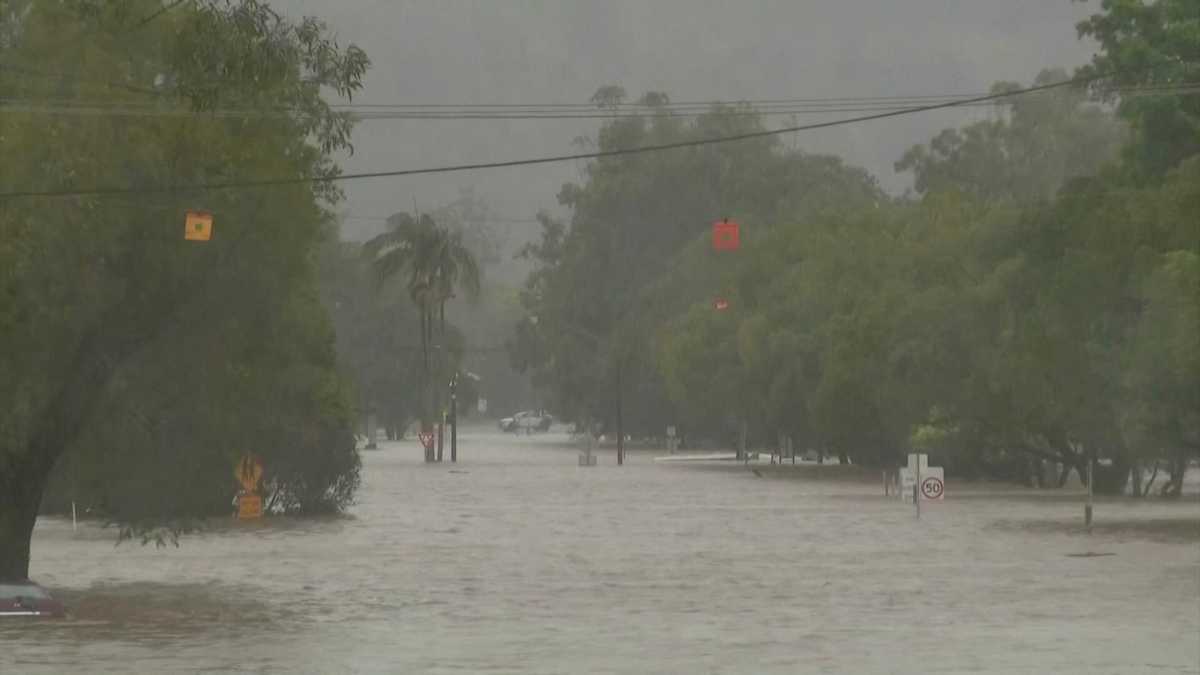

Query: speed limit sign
[921,476,944,500]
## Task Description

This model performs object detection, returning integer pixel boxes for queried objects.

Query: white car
[499,410,553,433]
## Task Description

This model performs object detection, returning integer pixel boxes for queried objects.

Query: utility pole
[1085,449,1094,530]
[616,359,624,466]
[436,342,444,462]
[915,459,921,520]
[450,373,458,463]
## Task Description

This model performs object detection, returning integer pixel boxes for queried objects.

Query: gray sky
[284,1,1100,241]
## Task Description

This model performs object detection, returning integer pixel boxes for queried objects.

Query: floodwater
[4,429,1199,674]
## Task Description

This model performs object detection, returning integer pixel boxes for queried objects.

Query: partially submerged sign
[418,431,436,450]
[898,453,944,502]
[234,454,264,520]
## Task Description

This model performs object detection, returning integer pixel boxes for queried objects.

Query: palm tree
[364,213,481,461]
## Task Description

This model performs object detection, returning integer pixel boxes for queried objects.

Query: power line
[0,70,1146,201]
[0,101,1041,120]
[342,214,541,225]
[4,84,1194,120]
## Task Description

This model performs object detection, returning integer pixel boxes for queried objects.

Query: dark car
[0,580,66,618]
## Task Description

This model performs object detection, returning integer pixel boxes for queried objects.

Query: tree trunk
[1162,451,1186,499]
[1143,460,1160,496]
[1129,460,1143,497]
[1093,455,1132,496]
[0,329,122,580]
[418,305,434,461]
[0,468,46,581]
[1056,462,1073,488]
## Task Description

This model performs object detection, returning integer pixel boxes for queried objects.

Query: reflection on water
[3,430,1199,674]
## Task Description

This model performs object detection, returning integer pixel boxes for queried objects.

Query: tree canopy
[516,2,1198,494]
[1,0,368,577]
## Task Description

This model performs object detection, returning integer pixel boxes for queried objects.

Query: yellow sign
[237,493,263,520]
[185,210,213,241]
[235,455,264,520]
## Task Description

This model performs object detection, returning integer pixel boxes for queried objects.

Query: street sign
[237,493,263,520]
[921,476,945,500]
[418,431,435,449]
[185,210,213,241]
[898,453,945,502]
[712,219,740,251]
[666,426,676,437]
[234,455,264,520]
[477,397,488,414]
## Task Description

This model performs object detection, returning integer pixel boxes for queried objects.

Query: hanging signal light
[712,218,740,251]
[185,210,213,241]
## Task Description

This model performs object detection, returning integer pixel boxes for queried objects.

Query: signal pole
[616,359,624,466]
[450,373,458,463]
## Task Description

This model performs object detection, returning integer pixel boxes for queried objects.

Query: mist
[285,0,1098,241]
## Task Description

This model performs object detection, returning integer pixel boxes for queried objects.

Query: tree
[364,213,480,460]
[896,69,1127,202]
[0,0,368,580]
[1076,0,1200,176]
[514,90,884,438]
[318,237,424,440]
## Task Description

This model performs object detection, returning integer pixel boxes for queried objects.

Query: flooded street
[4,429,1199,674]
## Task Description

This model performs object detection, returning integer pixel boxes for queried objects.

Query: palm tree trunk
[419,303,433,461]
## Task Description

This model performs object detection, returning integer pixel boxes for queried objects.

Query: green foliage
[364,211,481,454]
[318,239,423,437]
[1076,0,1200,176]
[2,0,369,569]
[896,68,1127,202]
[521,34,1196,487]
[515,91,885,432]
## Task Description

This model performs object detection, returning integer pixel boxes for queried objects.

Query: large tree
[514,90,884,437]
[1076,0,1200,176]
[895,68,1127,202]
[0,0,367,580]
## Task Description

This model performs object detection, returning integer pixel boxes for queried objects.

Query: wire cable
[4,84,1194,119]
[0,70,1155,201]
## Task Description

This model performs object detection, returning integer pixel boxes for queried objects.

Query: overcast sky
[284,1,1100,241]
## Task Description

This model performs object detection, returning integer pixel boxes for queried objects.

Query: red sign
[713,298,730,311]
[418,431,435,449]
[712,219,740,251]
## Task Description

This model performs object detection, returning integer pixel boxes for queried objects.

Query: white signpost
[897,454,944,517]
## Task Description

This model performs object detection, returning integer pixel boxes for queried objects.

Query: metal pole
[1085,451,1094,530]
[616,362,624,466]
[587,419,594,465]
[450,376,458,463]
[915,460,921,520]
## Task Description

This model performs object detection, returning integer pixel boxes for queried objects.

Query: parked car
[0,580,65,618]
[499,410,553,433]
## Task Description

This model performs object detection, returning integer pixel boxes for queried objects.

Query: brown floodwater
[3,429,1198,674]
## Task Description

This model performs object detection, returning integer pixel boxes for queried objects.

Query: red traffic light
[712,219,740,251]
[713,298,730,311]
